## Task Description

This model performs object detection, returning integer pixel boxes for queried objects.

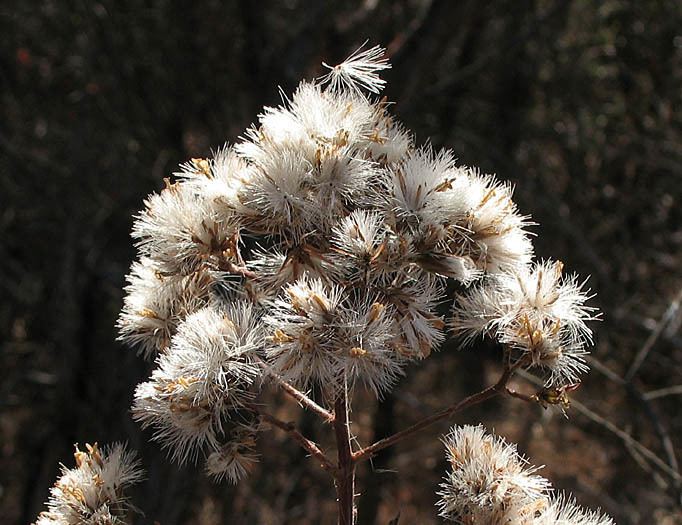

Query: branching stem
[352,363,518,462]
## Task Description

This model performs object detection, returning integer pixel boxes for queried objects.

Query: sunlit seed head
[437,425,551,524]
[132,303,262,464]
[35,443,143,525]
[451,260,598,385]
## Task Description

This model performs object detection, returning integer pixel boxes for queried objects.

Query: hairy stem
[276,377,334,422]
[257,358,334,422]
[334,391,356,525]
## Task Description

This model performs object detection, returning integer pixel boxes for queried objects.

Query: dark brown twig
[505,387,536,403]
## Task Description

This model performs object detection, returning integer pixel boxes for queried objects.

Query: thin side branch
[644,385,682,400]
[625,287,682,381]
[587,356,681,483]
[252,406,336,474]
[258,358,334,422]
[517,369,682,483]
[505,387,536,403]
[353,365,517,462]
[571,398,682,483]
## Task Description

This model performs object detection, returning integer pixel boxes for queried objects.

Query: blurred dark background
[2,1,682,523]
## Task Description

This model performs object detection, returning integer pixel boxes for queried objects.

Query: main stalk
[334,392,356,525]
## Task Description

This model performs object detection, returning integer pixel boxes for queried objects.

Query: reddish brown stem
[353,366,516,462]
[505,387,537,403]
[334,393,356,525]
[221,260,259,279]
[257,358,334,422]
[276,377,334,422]
[254,407,336,473]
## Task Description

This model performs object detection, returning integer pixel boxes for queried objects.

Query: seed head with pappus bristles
[34,443,142,525]
[330,210,409,281]
[447,170,534,274]
[375,274,446,359]
[116,257,216,358]
[437,426,614,525]
[334,297,404,396]
[321,43,391,95]
[366,108,413,165]
[132,303,261,464]
[437,425,551,525]
[536,494,615,525]
[176,146,253,210]
[204,422,260,484]
[132,182,241,276]
[451,260,598,385]
[384,146,467,233]
[263,277,345,389]
[237,80,378,170]
[380,148,531,280]
[263,276,405,396]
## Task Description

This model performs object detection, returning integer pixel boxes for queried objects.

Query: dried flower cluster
[438,426,613,525]
[115,44,598,483]
[34,443,142,525]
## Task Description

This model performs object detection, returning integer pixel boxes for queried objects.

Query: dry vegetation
[2,1,681,524]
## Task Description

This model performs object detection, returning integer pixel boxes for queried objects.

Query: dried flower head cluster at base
[438,426,614,525]
[34,443,142,525]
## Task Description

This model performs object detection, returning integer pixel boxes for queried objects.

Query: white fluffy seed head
[536,494,615,525]
[246,81,377,164]
[205,423,260,484]
[448,170,534,274]
[237,147,313,239]
[132,183,240,275]
[250,241,342,300]
[437,426,551,525]
[334,298,404,396]
[176,146,253,211]
[376,274,446,359]
[366,109,413,165]
[117,258,215,358]
[330,210,411,280]
[264,277,408,396]
[132,303,261,464]
[332,210,386,260]
[451,260,598,385]
[264,277,344,389]
[235,80,388,239]
[386,147,467,233]
[314,152,375,222]
[382,148,531,284]
[34,443,143,525]
[438,427,614,525]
